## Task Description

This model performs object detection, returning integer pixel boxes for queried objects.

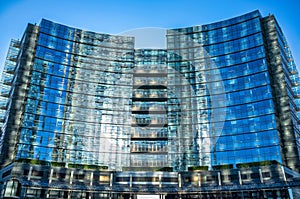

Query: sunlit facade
[0,10,300,199]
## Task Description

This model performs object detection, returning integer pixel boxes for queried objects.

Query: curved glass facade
[16,19,135,170]
[167,10,282,169]
[4,11,300,172]
[1,10,300,199]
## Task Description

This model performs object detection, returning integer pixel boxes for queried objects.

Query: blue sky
[1,0,300,71]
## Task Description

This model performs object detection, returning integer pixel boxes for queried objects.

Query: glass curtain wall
[16,19,135,171]
[167,10,282,170]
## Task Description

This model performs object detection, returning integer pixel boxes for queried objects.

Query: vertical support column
[46,190,50,198]
[130,174,132,188]
[259,169,263,183]
[218,172,221,186]
[160,194,166,199]
[70,170,74,185]
[49,168,53,184]
[129,174,133,199]
[281,166,287,182]
[110,173,113,188]
[159,174,162,188]
[238,171,242,185]
[90,172,93,186]
[178,173,182,188]
[27,166,33,180]
[198,173,201,187]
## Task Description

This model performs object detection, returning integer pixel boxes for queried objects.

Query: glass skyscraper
[0,10,299,198]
